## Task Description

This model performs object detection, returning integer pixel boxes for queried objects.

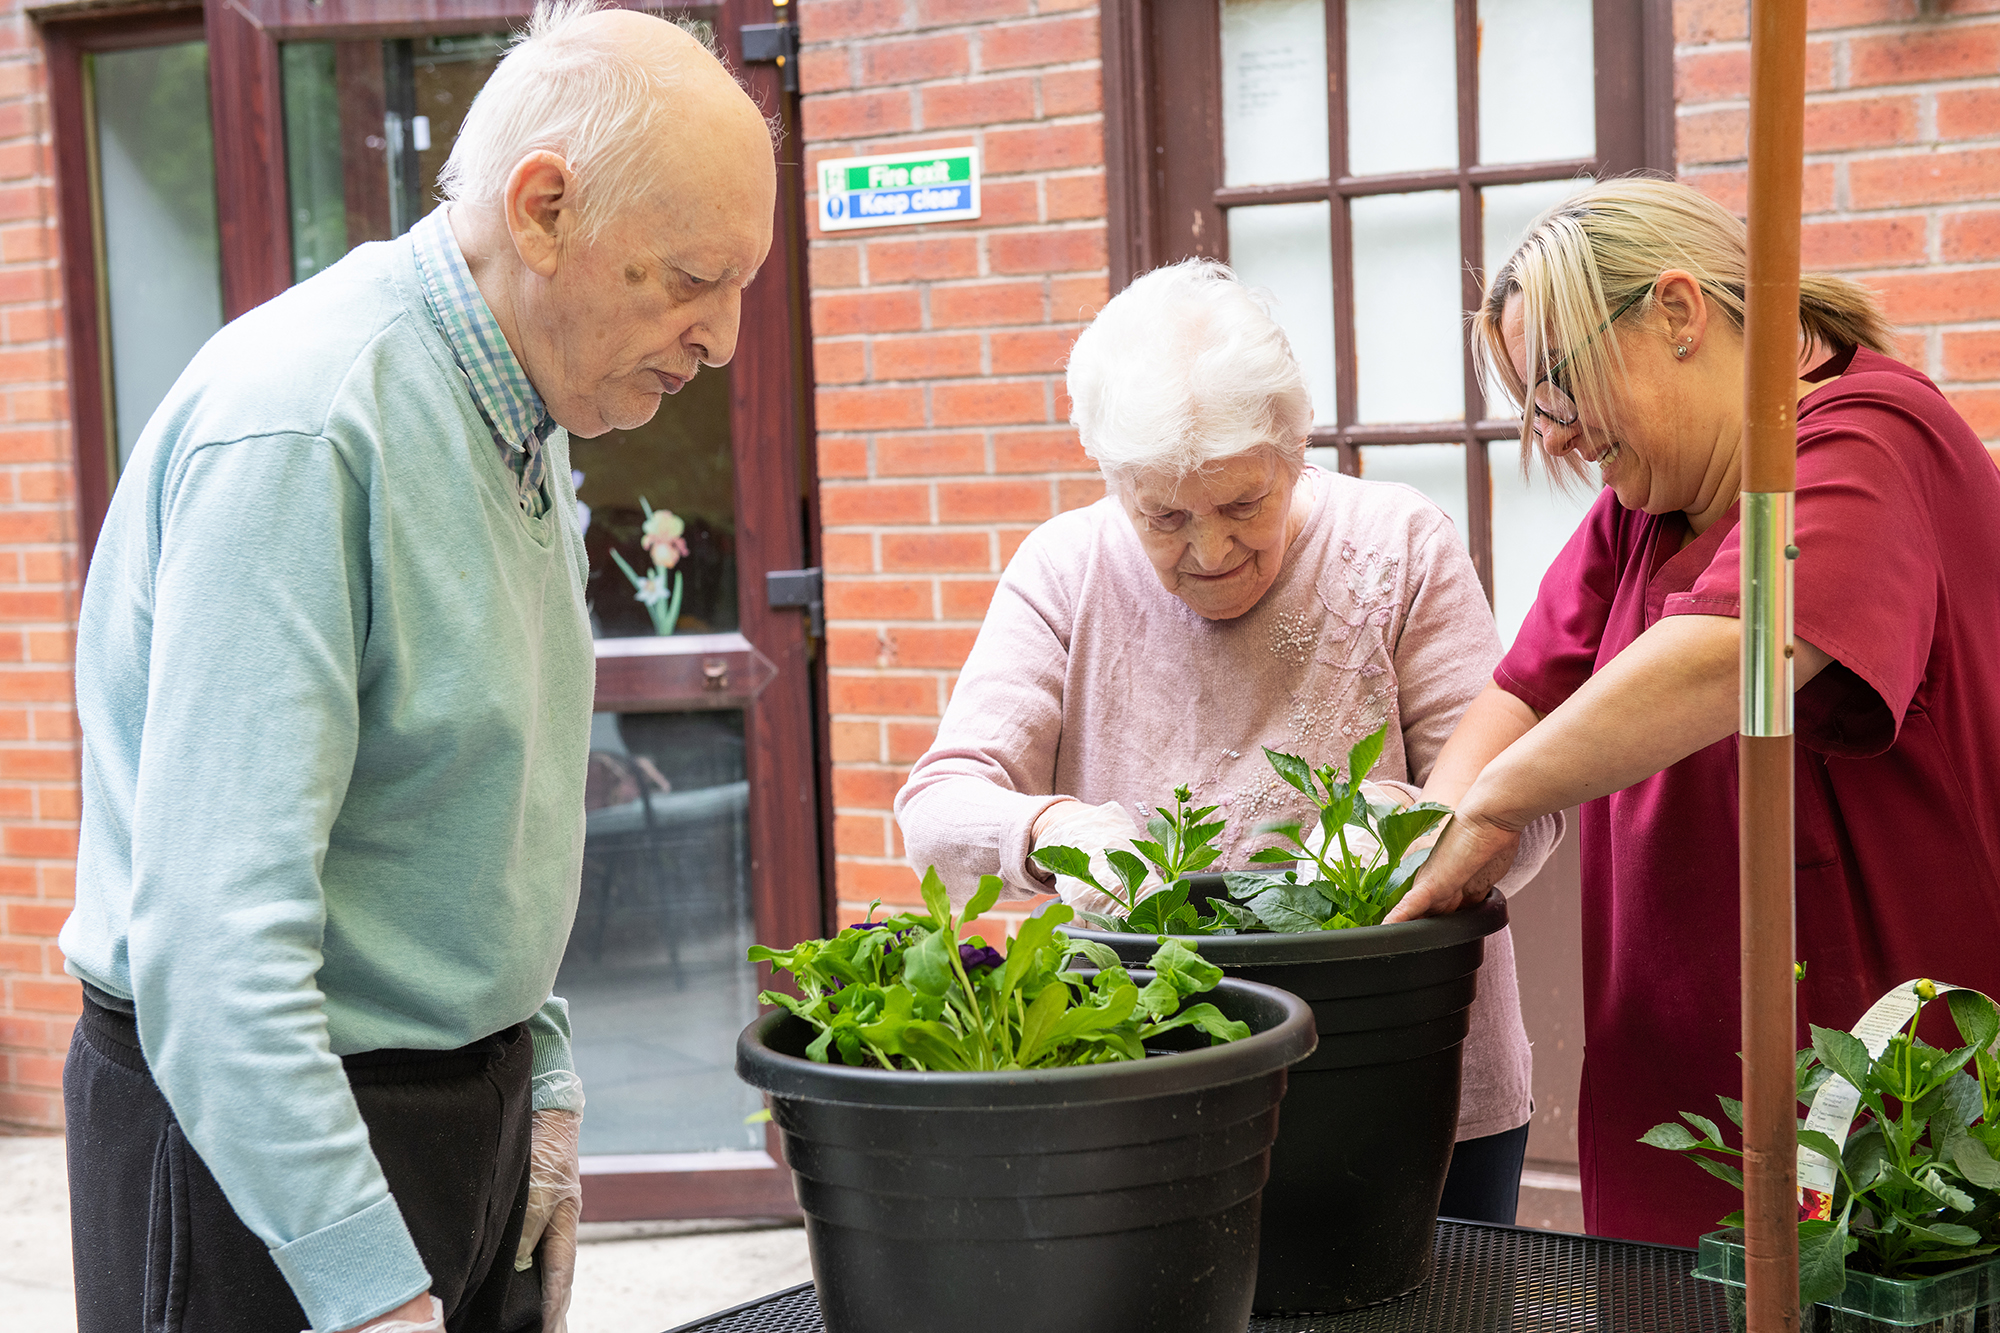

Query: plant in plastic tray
[746,867,1248,1070]
[1647,980,2000,1314]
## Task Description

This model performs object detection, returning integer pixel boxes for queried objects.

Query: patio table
[660,1218,1733,1332]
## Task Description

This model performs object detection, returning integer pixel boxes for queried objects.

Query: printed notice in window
[1220,0,1329,188]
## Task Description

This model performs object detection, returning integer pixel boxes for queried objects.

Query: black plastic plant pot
[735,971,1316,1333]
[1067,883,1509,1315]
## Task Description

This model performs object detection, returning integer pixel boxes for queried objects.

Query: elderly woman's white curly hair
[1065,259,1315,492]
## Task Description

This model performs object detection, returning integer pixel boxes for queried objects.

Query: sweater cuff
[530,995,585,1113]
[270,1195,430,1333]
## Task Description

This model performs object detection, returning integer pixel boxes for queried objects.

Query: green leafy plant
[1644,982,2000,1307]
[1029,785,1247,935]
[746,867,1249,1070]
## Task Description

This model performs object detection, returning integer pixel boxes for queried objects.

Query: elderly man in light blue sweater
[57,4,774,1331]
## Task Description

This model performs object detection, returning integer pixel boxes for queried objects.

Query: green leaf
[1913,1167,1977,1213]
[1247,847,1298,864]
[1263,747,1319,800]
[1143,1001,1251,1045]
[1718,1095,1744,1129]
[1376,803,1451,868]
[1244,880,1332,933]
[1812,1025,1876,1099]
[965,874,1003,922]
[1104,849,1151,899]
[1343,723,1390,789]
[1130,838,1171,875]
[999,907,1066,1000]
[1012,981,1070,1066]
[904,928,956,997]
[1686,1154,1745,1190]
[1902,1220,1982,1249]
[1798,1216,1854,1308]
[1030,844,1099,887]
[1799,1129,1848,1184]
[1680,1110,1727,1147]
[1126,882,1194,936]
[1948,1130,2000,1189]
[1948,988,2000,1055]
[1640,1122,1702,1151]
[919,865,953,928]
[1064,938,1123,971]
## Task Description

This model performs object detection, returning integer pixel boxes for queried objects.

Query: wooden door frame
[195,0,822,1221]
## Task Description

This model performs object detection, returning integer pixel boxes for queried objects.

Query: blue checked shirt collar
[410,207,553,516]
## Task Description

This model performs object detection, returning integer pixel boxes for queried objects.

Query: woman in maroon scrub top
[1394,178,2000,1247]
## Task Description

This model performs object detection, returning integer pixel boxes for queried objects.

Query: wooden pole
[1741,1,1806,1330]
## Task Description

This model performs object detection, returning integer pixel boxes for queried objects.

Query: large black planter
[736,971,1316,1333]
[1068,884,1510,1315]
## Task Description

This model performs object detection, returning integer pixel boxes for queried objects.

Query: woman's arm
[1389,612,1831,920]
[1418,683,1541,809]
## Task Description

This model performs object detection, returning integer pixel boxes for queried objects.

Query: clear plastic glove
[1302,779,1424,866]
[513,1107,582,1333]
[323,1293,443,1333]
[1031,799,1160,917]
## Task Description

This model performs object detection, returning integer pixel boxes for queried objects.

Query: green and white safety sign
[817,148,981,231]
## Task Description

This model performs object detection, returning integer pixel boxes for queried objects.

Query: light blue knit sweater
[63,232,593,1332]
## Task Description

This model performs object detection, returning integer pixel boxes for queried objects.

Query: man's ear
[504,152,573,279]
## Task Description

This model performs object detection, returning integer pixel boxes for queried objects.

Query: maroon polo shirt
[1496,347,2000,1246]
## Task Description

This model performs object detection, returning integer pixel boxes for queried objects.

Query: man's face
[528,150,775,438]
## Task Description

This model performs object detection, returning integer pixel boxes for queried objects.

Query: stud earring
[1675,342,1690,358]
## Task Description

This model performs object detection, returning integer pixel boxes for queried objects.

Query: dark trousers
[1438,1120,1533,1225]
[65,996,542,1333]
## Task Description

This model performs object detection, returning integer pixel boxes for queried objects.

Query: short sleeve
[1662,408,1938,757]
[1493,488,1626,717]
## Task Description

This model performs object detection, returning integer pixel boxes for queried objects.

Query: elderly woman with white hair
[895,259,1560,1221]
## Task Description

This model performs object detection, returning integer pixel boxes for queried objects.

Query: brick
[879,625,980,668]
[0,784,29,816]
[12,1052,61,1090]
[913,0,1028,26]
[834,810,889,854]
[1675,49,1751,105]
[1947,387,2000,438]
[3,825,76,858]
[814,337,867,384]
[21,550,69,586]
[0,428,65,463]
[883,720,936,763]
[1804,95,1921,154]
[931,279,1045,327]
[1808,0,1919,25]
[837,857,923,903]
[1850,149,2000,210]
[939,578,998,618]
[861,33,970,85]
[16,468,69,503]
[1046,171,1106,221]
[811,242,863,289]
[829,671,940,715]
[10,977,79,1015]
[820,481,931,524]
[0,1088,60,1128]
[990,226,1105,275]
[817,437,870,477]
[827,626,891,667]
[798,0,910,44]
[994,428,1089,471]
[981,15,1098,71]
[1943,330,2000,381]
[1850,22,2000,88]
[881,530,992,571]
[921,76,1036,130]
[997,526,1037,564]
[973,180,1041,228]
[1867,268,2000,324]
[0,938,37,974]
[1799,215,1928,270]
[816,385,927,431]
[1941,208,2000,262]
[40,865,76,899]
[0,672,70,703]
[30,710,76,742]
[4,898,68,939]
[3,304,57,344]
[1677,0,1747,42]
[37,786,78,821]
[1041,69,1102,118]
[865,234,980,283]
[1938,88,2000,141]
[1679,107,1746,166]
[990,327,1079,375]
[822,531,876,572]
[1680,163,1836,218]
[0,510,64,543]
[1048,275,1111,321]
[802,89,916,144]
[0,865,33,894]
[932,379,1049,426]
[812,288,923,335]
[798,47,854,95]
[936,478,1051,521]
[873,331,983,379]
[826,578,934,619]
[877,431,987,475]
[830,764,911,808]
[0,709,25,739]
[0,1013,49,1047]
[2,225,58,265]
[984,122,1103,175]
[1058,476,1107,511]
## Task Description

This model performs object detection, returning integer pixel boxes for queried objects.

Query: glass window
[1356,443,1469,539]
[1229,202,1336,425]
[1488,441,1599,649]
[1222,0,1329,187]
[1350,191,1464,424]
[1478,0,1596,166]
[1344,0,1457,176]
[89,42,224,473]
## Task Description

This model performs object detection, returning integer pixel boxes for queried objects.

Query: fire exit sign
[817,148,981,231]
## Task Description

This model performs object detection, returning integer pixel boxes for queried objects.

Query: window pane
[1222,0,1329,186]
[1358,443,1469,540]
[90,43,224,474]
[1478,0,1596,165]
[1229,202,1336,426]
[1346,0,1457,176]
[1351,190,1464,424]
[563,709,762,1155]
[1478,178,1588,413]
[1487,440,1600,649]
[283,43,347,283]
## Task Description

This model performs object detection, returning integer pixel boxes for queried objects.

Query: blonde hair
[1475,176,1894,477]
[1066,259,1312,491]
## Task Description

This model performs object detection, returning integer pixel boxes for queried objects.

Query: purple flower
[959,943,1004,972]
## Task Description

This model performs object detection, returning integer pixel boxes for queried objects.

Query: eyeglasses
[1530,288,1650,439]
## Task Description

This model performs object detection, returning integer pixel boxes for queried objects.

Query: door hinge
[767,567,823,639]
[740,16,799,93]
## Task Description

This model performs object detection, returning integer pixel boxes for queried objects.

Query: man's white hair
[1065,259,1314,490]
[438,0,714,242]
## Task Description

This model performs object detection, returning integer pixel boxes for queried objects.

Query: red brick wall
[1676,0,2000,463]
[0,1,79,1132]
[796,0,1109,930]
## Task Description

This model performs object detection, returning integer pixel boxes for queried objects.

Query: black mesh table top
[660,1219,1731,1332]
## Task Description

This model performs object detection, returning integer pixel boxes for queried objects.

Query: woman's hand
[1387,802,1521,922]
